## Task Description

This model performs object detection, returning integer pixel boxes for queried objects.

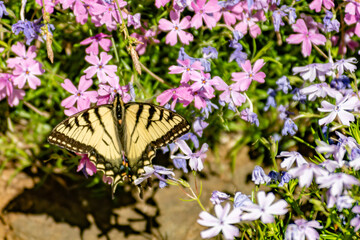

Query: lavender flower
[285,224,301,240]
[278,151,307,170]
[330,75,351,90]
[316,173,360,196]
[350,206,360,231]
[172,158,188,173]
[264,88,276,111]
[240,191,288,223]
[202,46,218,59]
[333,58,357,75]
[233,192,252,208]
[134,165,175,186]
[229,47,248,66]
[350,148,360,170]
[0,1,8,18]
[193,117,209,137]
[197,203,241,239]
[252,166,271,185]
[272,9,286,32]
[323,10,340,33]
[171,141,208,171]
[336,195,355,211]
[210,191,231,205]
[300,83,341,101]
[294,219,323,240]
[277,105,287,120]
[291,88,306,103]
[12,19,43,45]
[282,118,298,136]
[279,172,292,187]
[288,163,328,188]
[276,76,292,94]
[293,63,332,82]
[268,170,280,183]
[240,108,259,126]
[283,6,296,24]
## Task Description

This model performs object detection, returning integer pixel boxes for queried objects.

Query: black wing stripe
[146,105,156,129]
[131,104,143,138]
[82,111,94,133]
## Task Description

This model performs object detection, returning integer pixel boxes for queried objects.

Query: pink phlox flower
[234,10,265,38]
[294,219,323,240]
[12,59,44,89]
[84,52,117,83]
[77,154,97,177]
[155,0,171,8]
[300,83,341,101]
[213,1,243,26]
[240,191,288,224]
[345,5,360,37]
[292,63,332,82]
[333,58,358,75]
[316,173,360,196]
[215,78,246,110]
[345,1,360,16]
[278,151,307,170]
[130,27,160,55]
[61,76,98,110]
[286,19,326,57]
[197,203,241,240]
[64,104,88,116]
[288,163,329,188]
[159,11,193,46]
[36,0,59,14]
[80,33,112,55]
[191,88,213,109]
[97,76,131,105]
[191,0,222,29]
[127,13,141,29]
[169,59,203,83]
[231,59,266,91]
[331,29,359,55]
[157,85,193,110]
[171,141,208,171]
[65,0,94,25]
[190,71,219,96]
[309,0,334,13]
[318,95,359,126]
[7,42,37,68]
[0,73,25,107]
[90,1,127,31]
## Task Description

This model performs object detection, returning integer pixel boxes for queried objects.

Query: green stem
[313,44,328,59]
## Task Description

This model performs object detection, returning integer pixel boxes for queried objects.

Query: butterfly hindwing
[122,102,191,175]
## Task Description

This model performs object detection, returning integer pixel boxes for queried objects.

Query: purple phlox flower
[278,151,307,170]
[190,71,219,96]
[315,140,338,159]
[229,30,244,49]
[61,76,98,109]
[158,11,193,46]
[240,191,288,224]
[322,10,340,33]
[276,76,292,94]
[12,19,43,45]
[350,205,360,231]
[171,141,208,171]
[283,6,296,24]
[286,19,326,57]
[288,163,328,188]
[233,192,252,208]
[197,203,241,240]
[336,194,355,211]
[316,173,360,196]
[191,0,221,30]
[77,154,97,177]
[240,108,259,126]
[282,118,298,136]
[172,157,188,173]
[252,166,271,185]
[201,99,219,118]
[169,59,203,84]
[127,13,141,29]
[193,117,209,137]
[80,33,112,55]
[202,46,218,59]
[272,8,286,32]
[333,58,357,75]
[210,191,231,205]
[318,95,359,126]
[300,83,341,101]
[350,148,360,170]
[292,63,332,82]
[291,88,307,103]
[229,47,248,66]
[232,59,266,92]
[294,219,323,240]
[268,170,280,183]
[335,131,359,162]
[285,224,301,240]
[12,59,44,89]
[0,1,8,18]
[330,75,351,90]
[278,105,288,120]
[134,165,175,186]
[264,88,276,111]
[279,172,292,187]
[84,52,117,83]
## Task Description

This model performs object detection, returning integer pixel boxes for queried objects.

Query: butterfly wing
[48,105,127,189]
[122,102,191,176]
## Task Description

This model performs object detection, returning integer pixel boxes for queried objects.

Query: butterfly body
[48,95,190,193]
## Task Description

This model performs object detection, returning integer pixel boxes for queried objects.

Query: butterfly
[48,95,190,194]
